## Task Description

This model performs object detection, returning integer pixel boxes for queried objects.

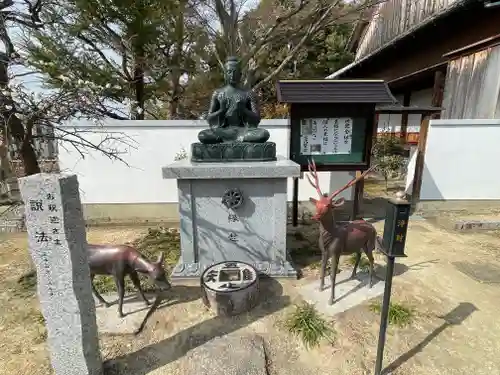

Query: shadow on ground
[375,259,440,279]
[98,284,204,321]
[103,278,290,375]
[382,302,478,374]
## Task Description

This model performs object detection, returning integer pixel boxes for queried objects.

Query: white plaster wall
[58,120,356,204]
[421,119,500,200]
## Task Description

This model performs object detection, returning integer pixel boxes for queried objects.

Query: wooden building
[328,0,500,133]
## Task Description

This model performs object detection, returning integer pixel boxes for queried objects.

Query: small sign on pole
[374,196,411,375]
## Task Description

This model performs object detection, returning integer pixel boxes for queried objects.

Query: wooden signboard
[277,80,397,172]
[276,79,398,226]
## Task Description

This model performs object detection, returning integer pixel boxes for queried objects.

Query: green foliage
[285,302,335,348]
[369,300,414,327]
[19,0,364,122]
[371,134,406,191]
[23,0,205,120]
[256,17,354,115]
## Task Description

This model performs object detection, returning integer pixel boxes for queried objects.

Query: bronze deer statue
[307,160,377,305]
[88,244,171,318]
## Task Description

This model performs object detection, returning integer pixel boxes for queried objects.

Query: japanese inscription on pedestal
[300,117,353,155]
[227,211,239,243]
[28,192,64,296]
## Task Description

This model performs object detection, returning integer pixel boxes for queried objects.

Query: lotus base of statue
[191,142,277,162]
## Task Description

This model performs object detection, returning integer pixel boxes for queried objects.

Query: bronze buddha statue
[197,57,270,144]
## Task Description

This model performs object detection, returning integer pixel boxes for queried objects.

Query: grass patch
[347,253,371,273]
[293,231,305,241]
[15,270,37,297]
[32,311,47,343]
[289,245,321,268]
[369,300,414,327]
[284,302,335,348]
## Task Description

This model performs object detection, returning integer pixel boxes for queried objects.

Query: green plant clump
[371,132,406,191]
[285,302,335,349]
[369,300,413,327]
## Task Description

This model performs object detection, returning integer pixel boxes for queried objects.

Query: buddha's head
[224,57,242,87]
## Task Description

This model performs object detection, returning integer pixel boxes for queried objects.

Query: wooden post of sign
[351,172,364,220]
[400,92,411,142]
[292,177,299,227]
[411,71,445,206]
[411,115,430,206]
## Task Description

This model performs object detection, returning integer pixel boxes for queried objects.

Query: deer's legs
[90,275,111,308]
[364,246,375,288]
[329,254,340,305]
[350,251,361,279]
[130,270,151,306]
[115,274,126,318]
[319,251,328,291]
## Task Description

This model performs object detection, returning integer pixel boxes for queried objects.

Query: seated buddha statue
[197,56,270,144]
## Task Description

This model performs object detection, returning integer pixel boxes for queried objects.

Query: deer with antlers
[307,159,377,305]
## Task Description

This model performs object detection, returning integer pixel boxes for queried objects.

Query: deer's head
[148,252,171,290]
[307,159,375,221]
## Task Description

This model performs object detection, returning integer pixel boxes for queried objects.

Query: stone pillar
[19,173,102,375]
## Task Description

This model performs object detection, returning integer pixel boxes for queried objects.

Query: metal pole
[374,255,396,375]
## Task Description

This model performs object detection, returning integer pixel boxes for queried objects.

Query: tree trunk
[169,4,185,120]
[20,138,41,175]
[133,59,145,120]
[131,7,146,121]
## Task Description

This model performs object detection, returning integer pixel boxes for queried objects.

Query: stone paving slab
[454,220,500,231]
[299,269,385,317]
[179,334,267,375]
[95,293,158,334]
[453,262,500,284]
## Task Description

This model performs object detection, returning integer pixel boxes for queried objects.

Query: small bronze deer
[88,244,171,317]
[307,160,377,305]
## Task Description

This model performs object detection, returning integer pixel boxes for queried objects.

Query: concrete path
[299,269,385,317]
[95,293,157,334]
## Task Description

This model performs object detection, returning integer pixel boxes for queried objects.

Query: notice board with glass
[290,115,370,170]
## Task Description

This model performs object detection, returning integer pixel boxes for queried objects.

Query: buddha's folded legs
[197,129,222,144]
[198,127,242,143]
[241,128,270,143]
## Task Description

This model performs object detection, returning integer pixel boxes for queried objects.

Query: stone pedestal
[19,173,102,375]
[162,157,300,279]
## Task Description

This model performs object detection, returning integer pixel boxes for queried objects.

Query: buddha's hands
[219,99,228,114]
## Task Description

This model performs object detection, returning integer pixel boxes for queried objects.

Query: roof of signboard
[276,80,398,104]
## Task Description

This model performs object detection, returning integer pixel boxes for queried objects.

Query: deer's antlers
[306,158,376,200]
[328,166,376,200]
[306,159,323,197]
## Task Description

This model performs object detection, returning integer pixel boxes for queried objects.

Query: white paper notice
[300,117,353,155]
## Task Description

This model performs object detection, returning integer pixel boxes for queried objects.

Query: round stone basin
[200,261,260,316]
